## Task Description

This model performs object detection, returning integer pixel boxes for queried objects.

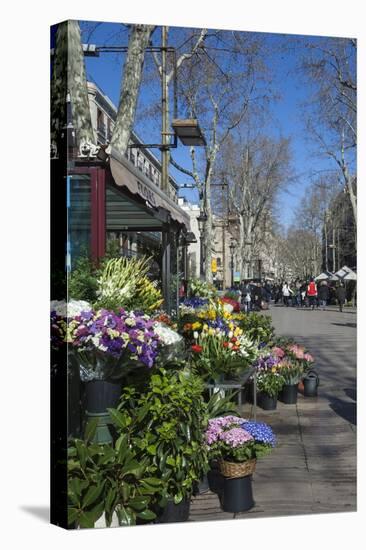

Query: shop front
[67,148,190,312]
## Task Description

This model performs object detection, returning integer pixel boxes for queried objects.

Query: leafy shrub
[111,368,209,505]
[238,312,275,344]
[68,421,162,528]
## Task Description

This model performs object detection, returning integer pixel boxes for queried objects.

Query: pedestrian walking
[317,281,329,310]
[241,281,252,313]
[335,283,346,312]
[306,277,318,310]
[282,282,292,307]
[300,281,307,307]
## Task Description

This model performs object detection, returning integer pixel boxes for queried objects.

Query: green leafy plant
[238,312,275,344]
[111,368,209,507]
[256,370,285,398]
[205,391,240,418]
[68,256,99,303]
[188,279,217,299]
[277,360,304,385]
[67,420,163,528]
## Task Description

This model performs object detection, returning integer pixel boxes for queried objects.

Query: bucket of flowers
[190,323,259,384]
[276,359,304,404]
[253,353,285,410]
[204,416,276,512]
[51,302,161,443]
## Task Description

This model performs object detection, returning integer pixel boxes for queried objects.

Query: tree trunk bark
[68,21,95,148]
[110,24,155,156]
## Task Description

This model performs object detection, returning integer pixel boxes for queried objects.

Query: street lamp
[197,210,208,279]
[229,240,236,288]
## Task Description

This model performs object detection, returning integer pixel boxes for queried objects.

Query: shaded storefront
[68,148,190,312]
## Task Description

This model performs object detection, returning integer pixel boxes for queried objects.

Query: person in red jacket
[307,277,318,310]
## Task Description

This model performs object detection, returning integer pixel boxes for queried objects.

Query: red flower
[232,346,239,351]
[223,341,229,348]
[231,337,237,343]
[191,344,203,353]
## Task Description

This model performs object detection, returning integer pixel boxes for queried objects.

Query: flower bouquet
[253,353,285,409]
[51,303,161,381]
[190,325,258,382]
[205,416,276,477]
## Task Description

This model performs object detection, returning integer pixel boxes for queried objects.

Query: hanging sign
[211,258,217,273]
[234,271,241,283]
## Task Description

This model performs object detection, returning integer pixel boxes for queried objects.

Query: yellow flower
[192,322,202,330]
[208,328,215,336]
[203,323,209,331]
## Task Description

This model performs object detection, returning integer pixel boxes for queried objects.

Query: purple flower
[220,427,253,447]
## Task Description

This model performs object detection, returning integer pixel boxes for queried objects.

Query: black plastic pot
[303,370,319,397]
[84,380,121,413]
[155,498,191,523]
[84,380,122,444]
[280,384,298,404]
[220,475,255,513]
[207,468,224,495]
[258,392,277,410]
[246,381,255,404]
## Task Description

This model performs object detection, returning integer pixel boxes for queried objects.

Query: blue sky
[80,21,341,228]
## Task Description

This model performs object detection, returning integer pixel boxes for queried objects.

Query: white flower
[193,331,199,340]
[154,322,182,346]
[228,331,233,339]
[51,299,92,318]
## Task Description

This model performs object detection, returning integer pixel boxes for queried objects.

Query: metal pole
[324,213,328,271]
[200,230,204,280]
[161,26,168,194]
[332,228,336,272]
[161,26,171,311]
[231,252,234,287]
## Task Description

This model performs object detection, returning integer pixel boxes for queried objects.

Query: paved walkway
[190,304,357,521]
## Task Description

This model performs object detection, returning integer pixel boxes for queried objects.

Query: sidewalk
[189,306,357,521]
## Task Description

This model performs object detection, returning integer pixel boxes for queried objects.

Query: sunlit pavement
[190,304,357,522]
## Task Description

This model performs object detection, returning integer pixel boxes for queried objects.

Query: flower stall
[51,253,317,527]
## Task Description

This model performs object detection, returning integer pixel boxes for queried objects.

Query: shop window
[67,175,91,270]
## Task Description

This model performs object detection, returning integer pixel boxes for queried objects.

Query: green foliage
[68,256,99,303]
[111,368,209,505]
[188,279,217,299]
[224,290,240,300]
[238,312,275,344]
[277,362,304,384]
[256,371,285,398]
[205,391,239,419]
[67,421,162,528]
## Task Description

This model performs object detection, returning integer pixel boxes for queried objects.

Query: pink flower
[272,346,285,358]
[220,427,253,447]
[289,344,305,359]
[304,353,314,362]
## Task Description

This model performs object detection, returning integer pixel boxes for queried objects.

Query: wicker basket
[218,458,256,478]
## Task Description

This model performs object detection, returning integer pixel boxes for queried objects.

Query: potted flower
[254,354,285,410]
[277,360,304,404]
[204,416,276,512]
[190,324,258,384]
[51,303,161,443]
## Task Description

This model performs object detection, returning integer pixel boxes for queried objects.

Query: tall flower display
[51,302,161,380]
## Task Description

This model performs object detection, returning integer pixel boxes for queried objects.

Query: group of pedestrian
[239,280,272,313]
[272,278,347,312]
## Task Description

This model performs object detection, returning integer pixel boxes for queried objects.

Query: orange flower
[183,323,192,331]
